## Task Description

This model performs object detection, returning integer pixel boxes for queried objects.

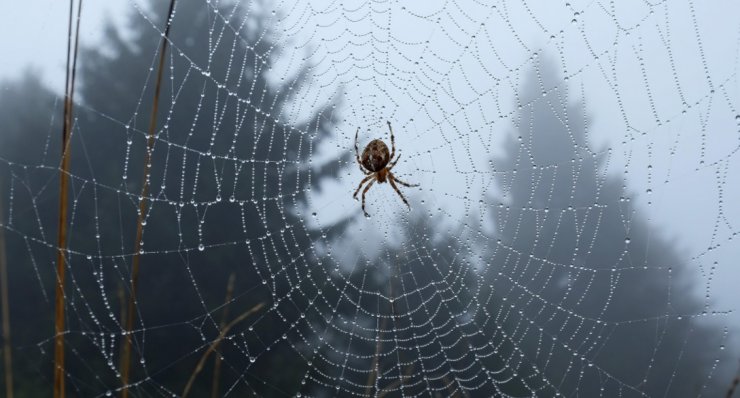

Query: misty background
[1,0,738,396]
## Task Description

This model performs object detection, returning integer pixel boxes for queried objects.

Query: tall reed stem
[54,1,82,396]
[365,280,395,396]
[728,364,739,398]
[182,302,264,398]
[119,2,177,396]
[211,273,236,398]
[0,183,14,398]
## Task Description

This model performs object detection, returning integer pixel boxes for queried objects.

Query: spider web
[0,0,739,396]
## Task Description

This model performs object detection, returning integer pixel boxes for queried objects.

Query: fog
[1,0,738,396]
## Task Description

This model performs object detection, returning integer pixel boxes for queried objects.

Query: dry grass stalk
[0,183,14,397]
[364,318,386,397]
[376,364,414,398]
[365,281,395,397]
[442,375,458,398]
[728,364,740,398]
[118,1,177,396]
[211,273,236,398]
[182,302,265,398]
[117,282,126,333]
[54,1,83,396]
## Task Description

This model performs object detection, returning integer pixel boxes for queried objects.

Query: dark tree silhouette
[0,72,65,397]
[482,57,730,397]
[0,1,349,396]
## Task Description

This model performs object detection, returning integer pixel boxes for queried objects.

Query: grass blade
[119,1,177,396]
[1,182,14,398]
[211,273,236,398]
[54,1,83,396]
[182,302,264,398]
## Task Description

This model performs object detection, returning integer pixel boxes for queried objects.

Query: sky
[2,0,739,368]
[0,1,129,90]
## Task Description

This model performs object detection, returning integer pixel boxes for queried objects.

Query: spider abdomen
[360,139,390,172]
[354,122,419,216]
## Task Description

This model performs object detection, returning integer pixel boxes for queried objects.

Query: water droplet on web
[198,244,205,251]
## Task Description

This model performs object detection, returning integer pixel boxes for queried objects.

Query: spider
[353,121,419,217]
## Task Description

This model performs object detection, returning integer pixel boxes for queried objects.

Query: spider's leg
[361,179,376,217]
[388,174,411,210]
[391,173,419,188]
[355,130,370,175]
[353,174,375,199]
[354,127,360,159]
[388,153,401,170]
[355,127,368,174]
[387,121,396,160]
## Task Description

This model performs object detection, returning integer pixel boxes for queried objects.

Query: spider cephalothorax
[353,121,419,216]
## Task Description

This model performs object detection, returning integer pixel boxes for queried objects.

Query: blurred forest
[0,0,734,397]
[480,60,731,396]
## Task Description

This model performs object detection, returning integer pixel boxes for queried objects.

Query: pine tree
[484,58,728,396]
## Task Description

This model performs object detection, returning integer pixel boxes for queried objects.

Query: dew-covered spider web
[1,0,739,396]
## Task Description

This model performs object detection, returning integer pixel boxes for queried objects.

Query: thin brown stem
[0,183,14,397]
[54,1,82,396]
[210,273,236,398]
[364,318,384,397]
[365,281,395,397]
[182,302,264,398]
[376,364,414,398]
[728,363,740,398]
[441,374,469,398]
[119,1,177,396]
[442,375,460,398]
[117,282,126,334]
